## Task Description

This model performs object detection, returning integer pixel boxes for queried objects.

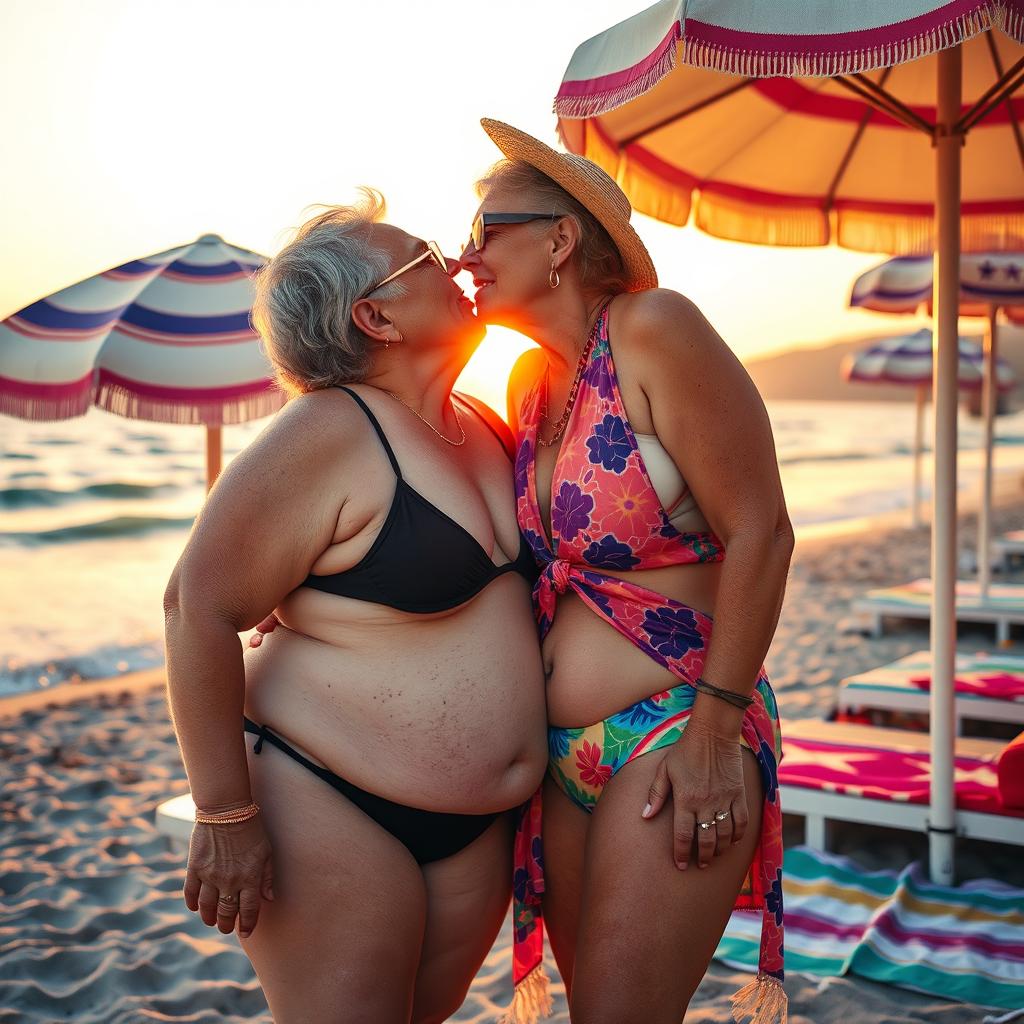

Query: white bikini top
[633,431,711,534]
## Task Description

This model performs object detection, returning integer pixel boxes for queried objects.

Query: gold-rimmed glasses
[365,240,448,295]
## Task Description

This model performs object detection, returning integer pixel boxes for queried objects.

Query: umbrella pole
[206,425,222,493]
[913,385,926,528]
[929,45,961,887]
[978,305,998,602]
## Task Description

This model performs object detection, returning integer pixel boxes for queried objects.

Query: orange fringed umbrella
[555,1,1023,255]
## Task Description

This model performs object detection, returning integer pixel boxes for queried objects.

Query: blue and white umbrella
[0,234,284,488]
[851,255,1024,592]
[843,328,1016,531]
[851,252,1024,320]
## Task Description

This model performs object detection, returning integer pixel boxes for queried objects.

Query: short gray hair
[252,189,404,395]
[475,160,629,295]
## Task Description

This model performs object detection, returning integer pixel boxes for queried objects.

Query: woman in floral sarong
[463,121,792,1024]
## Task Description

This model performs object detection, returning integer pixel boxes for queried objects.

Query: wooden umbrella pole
[206,425,223,493]
[929,44,962,888]
[978,304,998,601]
[913,384,926,529]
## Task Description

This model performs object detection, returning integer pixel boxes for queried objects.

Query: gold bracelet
[194,802,260,825]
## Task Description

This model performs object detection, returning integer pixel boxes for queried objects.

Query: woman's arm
[506,346,547,433]
[617,290,794,867]
[164,396,351,806]
[621,289,793,711]
[163,394,358,930]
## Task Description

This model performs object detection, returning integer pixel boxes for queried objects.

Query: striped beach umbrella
[0,234,284,490]
[851,253,1024,318]
[843,328,1015,390]
[554,1,1024,887]
[851,253,1024,591]
[843,328,1015,529]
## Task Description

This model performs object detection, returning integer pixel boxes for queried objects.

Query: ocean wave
[0,514,194,546]
[0,482,178,509]
[0,641,166,697]
[777,451,884,468]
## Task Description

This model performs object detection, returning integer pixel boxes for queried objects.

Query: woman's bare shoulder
[613,289,714,350]
[507,346,547,427]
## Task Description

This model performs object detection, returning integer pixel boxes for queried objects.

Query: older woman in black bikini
[163,191,547,1023]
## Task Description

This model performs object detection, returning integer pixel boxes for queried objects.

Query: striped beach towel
[865,578,1024,612]
[717,846,1024,1010]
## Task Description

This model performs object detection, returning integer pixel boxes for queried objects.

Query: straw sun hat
[480,118,658,293]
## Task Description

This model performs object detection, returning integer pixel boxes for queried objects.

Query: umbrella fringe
[838,209,1024,256]
[94,380,286,426]
[554,31,678,119]
[0,389,93,422]
[1001,1,1024,41]
[556,2,1015,120]
[695,194,828,247]
[679,4,999,79]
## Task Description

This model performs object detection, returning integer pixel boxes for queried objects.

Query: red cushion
[998,731,1024,810]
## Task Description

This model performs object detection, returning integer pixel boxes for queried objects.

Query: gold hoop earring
[549,264,560,289]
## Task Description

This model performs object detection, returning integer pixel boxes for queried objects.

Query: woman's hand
[248,613,280,648]
[183,815,275,938]
[641,719,748,871]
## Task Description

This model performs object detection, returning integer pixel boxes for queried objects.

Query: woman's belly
[545,560,722,728]
[243,574,548,814]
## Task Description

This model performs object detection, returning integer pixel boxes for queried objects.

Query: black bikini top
[302,386,538,613]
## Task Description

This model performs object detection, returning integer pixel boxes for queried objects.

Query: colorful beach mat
[864,578,1024,612]
[844,650,1024,703]
[717,846,1024,1010]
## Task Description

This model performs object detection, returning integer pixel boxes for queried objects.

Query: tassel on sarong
[731,973,788,1024]
[497,963,552,1024]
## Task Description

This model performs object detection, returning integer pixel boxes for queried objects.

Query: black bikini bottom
[243,718,500,864]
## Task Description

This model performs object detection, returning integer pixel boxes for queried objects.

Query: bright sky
[0,0,918,412]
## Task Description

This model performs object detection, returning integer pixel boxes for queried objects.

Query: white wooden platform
[853,578,1024,645]
[837,650,1024,729]
[779,719,1024,851]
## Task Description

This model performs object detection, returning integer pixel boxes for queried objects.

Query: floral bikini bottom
[549,680,763,810]
[548,678,768,902]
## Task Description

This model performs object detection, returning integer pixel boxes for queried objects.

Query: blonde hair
[251,188,403,396]
[475,159,630,294]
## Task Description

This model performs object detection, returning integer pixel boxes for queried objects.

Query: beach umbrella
[555,1,1024,885]
[851,253,1024,592]
[842,328,1015,528]
[0,234,282,491]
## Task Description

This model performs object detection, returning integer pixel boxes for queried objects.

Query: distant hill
[745,324,1024,409]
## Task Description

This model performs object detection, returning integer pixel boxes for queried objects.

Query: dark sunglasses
[365,240,447,295]
[467,212,562,253]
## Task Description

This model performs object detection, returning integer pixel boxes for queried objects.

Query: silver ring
[698,820,715,830]
[218,894,237,904]
[715,810,730,822]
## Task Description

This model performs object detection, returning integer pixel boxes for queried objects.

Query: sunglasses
[467,212,562,253]
[365,240,448,295]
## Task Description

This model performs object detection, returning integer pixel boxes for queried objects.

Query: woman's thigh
[240,741,427,1024]
[411,813,514,1024]
[539,772,591,998]
[570,747,764,1024]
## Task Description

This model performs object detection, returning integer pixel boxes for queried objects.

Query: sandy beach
[2,496,1023,1023]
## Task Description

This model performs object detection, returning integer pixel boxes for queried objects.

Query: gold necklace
[538,333,596,447]
[537,298,609,448]
[385,390,466,446]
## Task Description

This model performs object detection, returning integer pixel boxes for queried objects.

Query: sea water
[3,399,1024,696]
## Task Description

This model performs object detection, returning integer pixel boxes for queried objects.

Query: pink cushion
[780,737,1024,817]
[998,731,1024,810]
